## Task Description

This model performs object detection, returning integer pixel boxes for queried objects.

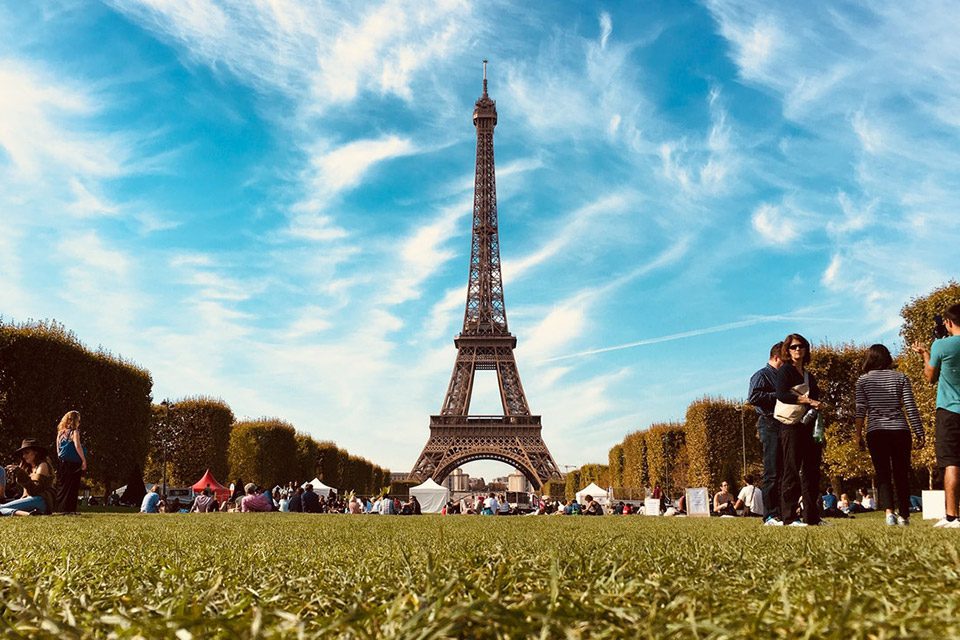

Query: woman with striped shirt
[855,344,925,526]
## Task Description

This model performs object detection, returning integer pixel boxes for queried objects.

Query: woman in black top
[776,333,823,526]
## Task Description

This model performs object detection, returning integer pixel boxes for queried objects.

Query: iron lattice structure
[409,63,562,489]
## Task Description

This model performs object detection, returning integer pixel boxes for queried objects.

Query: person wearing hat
[2,439,56,516]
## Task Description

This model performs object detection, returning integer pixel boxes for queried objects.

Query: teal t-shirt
[931,335,960,413]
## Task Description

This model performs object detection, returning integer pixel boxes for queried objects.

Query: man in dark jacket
[301,484,320,513]
[748,341,783,525]
[287,487,304,512]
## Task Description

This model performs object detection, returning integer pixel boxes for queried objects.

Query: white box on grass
[686,487,710,517]
[922,490,945,520]
[644,498,661,516]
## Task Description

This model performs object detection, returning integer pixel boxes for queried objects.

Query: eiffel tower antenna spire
[409,64,561,490]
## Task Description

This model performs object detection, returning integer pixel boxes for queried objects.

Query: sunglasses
[789,344,806,351]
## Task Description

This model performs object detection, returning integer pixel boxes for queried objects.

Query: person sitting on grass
[482,492,499,515]
[240,483,272,512]
[821,487,838,511]
[734,475,764,517]
[1,439,56,516]
[288,487,304,512]
[581,495,603,516]
[838,493,851,514]
[191,488,216,513]
[301,485,320,513]
[497,495,512,515]
[713,481,737,516]
[850,488,875,513]
[140,484,160,513]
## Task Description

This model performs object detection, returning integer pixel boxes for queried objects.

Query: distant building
[445,468,470,492]
[508,473,532,493]
[390,472,411,483]
[468,477,486,491]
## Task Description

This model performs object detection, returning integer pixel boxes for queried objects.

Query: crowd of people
[5,306,960,525]
[138,481,428,515]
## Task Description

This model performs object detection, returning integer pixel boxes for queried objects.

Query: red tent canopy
[191,469,231,501]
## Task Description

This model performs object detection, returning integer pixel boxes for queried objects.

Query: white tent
[301,478,336,497]
[409,478,450,514]
[576,482,611,506]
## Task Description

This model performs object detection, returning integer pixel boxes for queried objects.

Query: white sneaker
[944,520,960,529]
[788,521,808,527]
[763,518,783,527]
[934,518,956,528]
[897,516,908,527]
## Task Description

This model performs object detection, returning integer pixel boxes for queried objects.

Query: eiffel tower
[409,62,562,490]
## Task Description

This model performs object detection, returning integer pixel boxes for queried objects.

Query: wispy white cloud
[502,193,634,282]
[751,202,796,246]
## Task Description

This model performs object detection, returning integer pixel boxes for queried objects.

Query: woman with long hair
[55,410,87,513]
[775,333,823,526]
[2,439,56,516]
[855,344,924,526]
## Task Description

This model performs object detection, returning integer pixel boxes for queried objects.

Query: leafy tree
[145,397,234,486]
[645,422,686,497]
[686,398,760,491]
[621,430,648,490]
[564,469,582,501]
[608,444,625,488]
[228,418,298,488]
[578,463,610,488]
[900,281,960,486]
[808,343,874,486]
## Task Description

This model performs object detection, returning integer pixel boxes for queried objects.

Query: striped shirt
[855,369,923,437]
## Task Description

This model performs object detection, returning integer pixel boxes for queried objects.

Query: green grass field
[2,513,959,638]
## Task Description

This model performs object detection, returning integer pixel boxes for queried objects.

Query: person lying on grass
[1,439,56,516]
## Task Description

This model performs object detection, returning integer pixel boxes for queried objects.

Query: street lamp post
[741,401,747,478]
[159,399,172,499]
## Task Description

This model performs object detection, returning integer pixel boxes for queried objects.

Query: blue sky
[2,1,959,480]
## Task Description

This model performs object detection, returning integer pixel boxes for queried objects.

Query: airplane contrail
[539,314,811,363]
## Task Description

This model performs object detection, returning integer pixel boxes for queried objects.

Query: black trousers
[56,460,83,513]
[866,429,912,517]
[780,422,821,524]
[758,416,782,519]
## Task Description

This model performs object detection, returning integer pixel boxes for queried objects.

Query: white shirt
[483,496,499,512]
[737,484,764,515]
[861,495,876,510]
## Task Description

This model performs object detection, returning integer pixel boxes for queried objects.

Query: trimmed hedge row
[0,320,152,495]
[0,319,389,497]
[225,418,389,494]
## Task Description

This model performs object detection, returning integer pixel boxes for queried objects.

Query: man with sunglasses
[914,304,960,528]
[748,341,783,525]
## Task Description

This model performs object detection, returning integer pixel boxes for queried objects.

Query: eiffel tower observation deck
[409,62,562,489]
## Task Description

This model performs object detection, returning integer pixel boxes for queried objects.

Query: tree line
[0,319,389,496]
[564,281,959,500]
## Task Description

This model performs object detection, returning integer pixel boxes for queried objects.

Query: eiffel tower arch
[409,62,562,490]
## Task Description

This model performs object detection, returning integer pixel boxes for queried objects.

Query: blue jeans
[758,416,782,519]
[0,495,46,516]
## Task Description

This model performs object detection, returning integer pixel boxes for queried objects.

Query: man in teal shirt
[914,304,960,527]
